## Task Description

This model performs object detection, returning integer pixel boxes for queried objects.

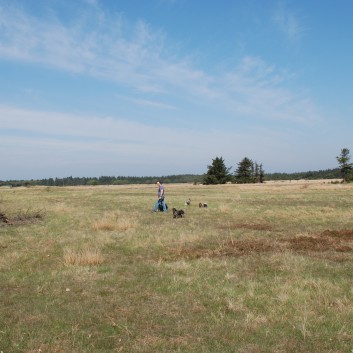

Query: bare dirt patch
[273,228,353,254]
[286,230,353,253]
[321,229,353,240]
[286,236,336,252]
[166,229,353,261]
[166,239,278,260]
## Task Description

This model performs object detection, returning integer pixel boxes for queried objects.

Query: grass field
[1,180,353,352]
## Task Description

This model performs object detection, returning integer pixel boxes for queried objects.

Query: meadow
[1,180,353,353]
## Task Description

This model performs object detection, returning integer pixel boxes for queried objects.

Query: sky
[1,0,353,180]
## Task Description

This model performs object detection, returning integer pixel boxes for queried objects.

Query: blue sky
[1,0,352,180]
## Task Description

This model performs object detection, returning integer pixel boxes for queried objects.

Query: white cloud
[0,3,318,125]
[0,100,341,180]
[0,104,299,179]
[117,95,176,110]
[273,1,305,41]
[215,57,320,124]
[0,3,164,82]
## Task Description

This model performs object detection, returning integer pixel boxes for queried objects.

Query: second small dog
[172,208,185,218]
[199,202,208,208]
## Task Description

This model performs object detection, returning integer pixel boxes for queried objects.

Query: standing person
[153,180,167,212]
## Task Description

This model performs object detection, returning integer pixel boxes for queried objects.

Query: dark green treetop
[203,156,232,184]
[336,148,353,182]
[235,157,254,183]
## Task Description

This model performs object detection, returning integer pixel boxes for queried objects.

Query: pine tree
[336,148,353,182]
[254,162,260,183]
[259,163,265,183]
[203,157,232,184]
[235,157,254,183]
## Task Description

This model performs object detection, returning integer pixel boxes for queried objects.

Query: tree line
[203,148,353,184]
[0,174,204,187]
[1,148,352,187]
[266,169,341,181]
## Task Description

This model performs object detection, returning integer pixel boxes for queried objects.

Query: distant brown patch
[285,230,353,253]
[165,229,353,261]
[218,223,273,231]
[167,239,277,260]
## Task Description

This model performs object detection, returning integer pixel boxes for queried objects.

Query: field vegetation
[1,180,353,352]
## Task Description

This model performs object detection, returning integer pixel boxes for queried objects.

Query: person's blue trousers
[154,198,167,212]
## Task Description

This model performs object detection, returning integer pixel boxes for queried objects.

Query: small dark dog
[172,208,185,218]
[199,202,208,208]
[0,213,9,224]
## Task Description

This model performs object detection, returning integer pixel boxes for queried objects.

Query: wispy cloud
[272,1,305,41]
[218,57,319,124]
[0,2,317,126]
[0,104,292,176]
[1,102,332,180]
[117,95,176,110]
[0,3,165,84]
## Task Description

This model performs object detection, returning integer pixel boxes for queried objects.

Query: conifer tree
[203,157,232,184]
[235,157,254,183]
[259,163,265,183]
[254,162,260,183]
[336,148,353,182]
[234,158,265,183]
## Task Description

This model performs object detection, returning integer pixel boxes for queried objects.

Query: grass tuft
[63,247,103,266]
[92,212,136,232]
[92,220,115,231]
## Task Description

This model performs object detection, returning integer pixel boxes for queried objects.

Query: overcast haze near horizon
[1,0,352,180]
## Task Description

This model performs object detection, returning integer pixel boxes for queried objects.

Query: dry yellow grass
[63,247,103,266]
[91,210,137,232]
[92,220,115,231]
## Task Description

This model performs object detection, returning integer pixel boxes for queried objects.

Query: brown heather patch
[321,229,353,240]
[286,235,336,252]
[286,229,353,253]
[166,238,278,260]
[0,209,45,226]
[166,229,353,261]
